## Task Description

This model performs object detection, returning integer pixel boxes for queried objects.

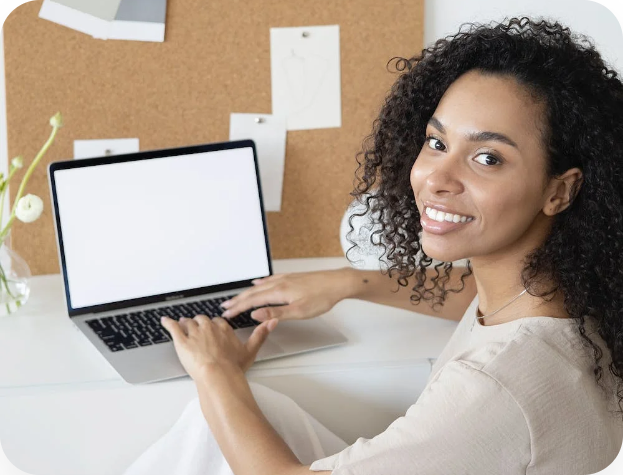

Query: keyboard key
[90,294,253,351]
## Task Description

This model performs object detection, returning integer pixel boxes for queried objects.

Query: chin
[421,241,466,264]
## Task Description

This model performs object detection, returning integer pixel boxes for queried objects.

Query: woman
[124,17,623,474]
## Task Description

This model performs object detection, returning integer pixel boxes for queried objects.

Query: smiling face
[411,69,555,263]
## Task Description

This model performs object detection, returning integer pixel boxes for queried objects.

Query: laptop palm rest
[237,318,347,362]
[235,328,286,361]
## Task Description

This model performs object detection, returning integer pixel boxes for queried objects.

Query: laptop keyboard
[85,294,259,352]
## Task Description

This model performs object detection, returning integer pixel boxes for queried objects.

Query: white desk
[0,257,457,475]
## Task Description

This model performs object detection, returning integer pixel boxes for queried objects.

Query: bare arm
[221,265,476,323]
[196,364,331,475]
[341,266,477,322]
[161,316,333,475]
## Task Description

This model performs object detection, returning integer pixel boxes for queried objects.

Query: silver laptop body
[48,140,347,384]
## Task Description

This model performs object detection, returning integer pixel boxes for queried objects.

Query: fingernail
[267,319,278,331]
[220,301,231,309]
[251,279,258,284]
[222,310,231,317]
[161,316,167,322]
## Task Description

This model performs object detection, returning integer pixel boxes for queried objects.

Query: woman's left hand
[160,315,279,379]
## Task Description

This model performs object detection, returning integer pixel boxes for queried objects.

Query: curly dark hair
[346,17,623,415]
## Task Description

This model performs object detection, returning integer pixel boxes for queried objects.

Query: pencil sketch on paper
[281,49,331,117]
[271,25,342,131]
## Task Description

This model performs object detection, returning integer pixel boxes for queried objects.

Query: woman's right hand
[219,268,355,322]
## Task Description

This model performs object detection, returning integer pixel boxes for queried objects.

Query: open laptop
[48,140,348,384]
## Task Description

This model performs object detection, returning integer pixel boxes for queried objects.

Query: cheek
[475,185,538,235]
[410,157,426,191]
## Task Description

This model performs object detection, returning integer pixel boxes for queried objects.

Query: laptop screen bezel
[48,139,274,317]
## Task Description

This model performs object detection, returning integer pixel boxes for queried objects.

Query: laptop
[48,139,348,384]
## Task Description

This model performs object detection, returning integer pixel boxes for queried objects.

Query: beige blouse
[309,296,623,474]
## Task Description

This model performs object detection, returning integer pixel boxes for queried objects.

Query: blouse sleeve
[309,360,531,475]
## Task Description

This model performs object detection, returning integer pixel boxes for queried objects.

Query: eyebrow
[428,116,519,149]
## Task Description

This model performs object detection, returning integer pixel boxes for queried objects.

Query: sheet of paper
[74,138,139,159]
[39,0,119,39]
[229,113,287,212]
[110,0,167,42]
[39,0,167,42]
[271,25,341,131]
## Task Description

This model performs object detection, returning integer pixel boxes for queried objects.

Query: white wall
[424,0,623,72]
[0,0,621,223]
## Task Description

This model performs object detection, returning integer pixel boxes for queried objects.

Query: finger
[221,283,279,311]
[161,317,187,342]
[222,287,288,319]
[212,316,234,333]
[193,314,211,326]
[221,275,287,308]
[245,319,279,360]
[251,274,285,286]
[250,303,301,322]
[179,316,198,335]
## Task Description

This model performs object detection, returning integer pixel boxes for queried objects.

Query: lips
[422,201,473,219]
[420,209,474,235]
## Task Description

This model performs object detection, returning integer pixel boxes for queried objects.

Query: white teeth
[424,207,472,224]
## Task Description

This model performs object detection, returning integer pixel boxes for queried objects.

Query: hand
[219,268,354,322]
[161,315,279,378]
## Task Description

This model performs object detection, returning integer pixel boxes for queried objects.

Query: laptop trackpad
[235,328,285,360]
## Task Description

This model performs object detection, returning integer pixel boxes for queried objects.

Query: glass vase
[0,232,31,316]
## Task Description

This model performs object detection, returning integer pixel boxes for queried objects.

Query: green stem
[0,261,16,300]
[0,124,60,241]
[0,166,20,229]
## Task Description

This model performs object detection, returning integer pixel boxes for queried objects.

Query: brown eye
[474,153,502,166]
[426,136,446,151]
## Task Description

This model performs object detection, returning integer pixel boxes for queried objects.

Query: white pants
[122,382,348,475]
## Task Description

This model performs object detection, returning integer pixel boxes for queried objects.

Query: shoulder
[418,358,524,412]
[473,321,589,384]
[408,359,530,440]
[454,320,604,421]
[458,322,623,473]
[311,359,532,474]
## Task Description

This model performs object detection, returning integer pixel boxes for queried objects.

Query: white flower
[49,112,63,128]
[15,194,44,223]
[11,156,23,169]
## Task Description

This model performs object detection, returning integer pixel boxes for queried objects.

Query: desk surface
[0,257,458,475]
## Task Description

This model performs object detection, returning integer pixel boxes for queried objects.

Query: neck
[470,250,568,326]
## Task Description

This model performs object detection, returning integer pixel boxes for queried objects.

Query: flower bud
[49,112,63,128]
[11,156,23,169]
[15,194,44,223]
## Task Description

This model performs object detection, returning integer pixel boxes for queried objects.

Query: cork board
[3,0,424,275]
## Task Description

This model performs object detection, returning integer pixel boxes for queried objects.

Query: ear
[543,167,583,216]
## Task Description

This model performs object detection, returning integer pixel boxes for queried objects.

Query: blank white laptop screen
[53,147,270,309]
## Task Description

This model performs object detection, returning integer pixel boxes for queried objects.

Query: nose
[423,157,464,196]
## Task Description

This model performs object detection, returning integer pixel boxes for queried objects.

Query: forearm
[196,364,328,475]
[337,266,474,321]
[338,266,422,311]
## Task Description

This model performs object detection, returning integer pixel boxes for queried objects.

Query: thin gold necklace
[472,288,528,330]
